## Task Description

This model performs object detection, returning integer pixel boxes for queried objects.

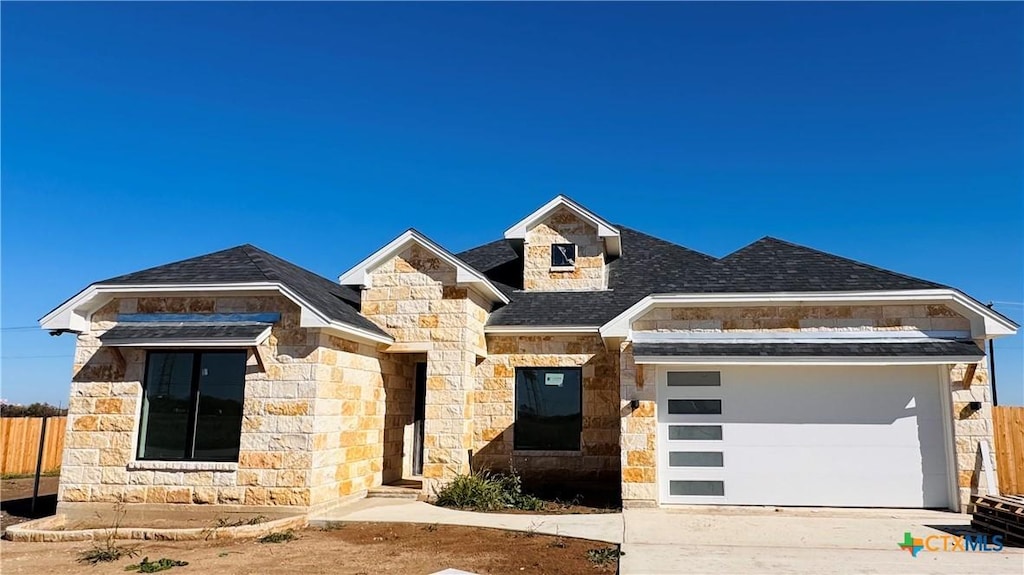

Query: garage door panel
[657,365,951,509]
[719,422,931,447]
[722,445,928,474]
[722,474,929,507]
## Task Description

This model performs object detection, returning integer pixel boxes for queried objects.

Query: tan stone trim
[126,461,239,472]
[511,450,582,457]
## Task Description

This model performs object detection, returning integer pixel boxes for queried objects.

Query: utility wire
[0,354,74,359]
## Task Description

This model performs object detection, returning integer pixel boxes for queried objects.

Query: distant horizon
[2,2,1021,405]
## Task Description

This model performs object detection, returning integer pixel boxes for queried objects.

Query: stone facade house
[41,196,1017,514]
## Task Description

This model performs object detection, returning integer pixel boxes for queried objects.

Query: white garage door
[657,365,952,508]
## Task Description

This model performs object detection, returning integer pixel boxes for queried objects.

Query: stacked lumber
[971,494,1024,547]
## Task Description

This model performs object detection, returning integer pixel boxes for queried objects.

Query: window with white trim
[550,243,576,269]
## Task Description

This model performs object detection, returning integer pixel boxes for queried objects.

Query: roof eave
[503,195,621,257]
[338,229,510,305]
[600,289,1019,340]
[39,282,395,345]
[632,355,985,366]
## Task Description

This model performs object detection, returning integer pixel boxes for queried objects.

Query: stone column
[619,342,657,507]
[949,358,997,511]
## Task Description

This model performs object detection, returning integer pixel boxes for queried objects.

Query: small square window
[551,244,576,268]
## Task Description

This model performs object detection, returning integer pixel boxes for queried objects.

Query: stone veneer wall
[949,361,997,510]
[473,335,620,483]
[309,333,414,509]
[633,304,971,332]
[359,244,489,493]
[523,207,606,292]
[59,295,401,512]
[624,303,996,511]
[618,342,657,506]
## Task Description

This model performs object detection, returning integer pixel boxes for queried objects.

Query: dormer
[504,196,620,292]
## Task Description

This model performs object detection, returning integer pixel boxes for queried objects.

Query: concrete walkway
[309,498,623,544]
[621,506,1024,575]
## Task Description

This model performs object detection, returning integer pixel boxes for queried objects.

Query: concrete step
[367,484,423,500]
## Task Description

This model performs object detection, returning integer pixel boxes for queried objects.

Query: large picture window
[138,350,247,462]
[514,367,582,451]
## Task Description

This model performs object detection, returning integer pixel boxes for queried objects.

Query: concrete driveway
[621,506,1023,574]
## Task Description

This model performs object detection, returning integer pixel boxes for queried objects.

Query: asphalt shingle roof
[99,322,271,342]
[99,245,389,337]
[86,224,959,334]
[632,340,984,358]
[458,228,950,327]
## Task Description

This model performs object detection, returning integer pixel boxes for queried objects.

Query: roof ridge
[239,244,281,283]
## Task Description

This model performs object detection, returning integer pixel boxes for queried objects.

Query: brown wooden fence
[993,406,1024,495]
[0,416,66,476]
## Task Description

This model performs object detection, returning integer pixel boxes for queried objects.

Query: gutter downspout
[989,338,998,407]
[985,302,999,407]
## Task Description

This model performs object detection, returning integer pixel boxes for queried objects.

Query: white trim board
[633,356,984,366]
[337,229,509,305]
[631,330,972,343]
[484,325,601,334]
[600,290,1018,340]
[503,195,621,257]
[38,282,394,346]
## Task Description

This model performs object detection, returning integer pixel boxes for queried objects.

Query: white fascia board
[337,229,509,305]
[38,282,395,345]
[103,326,274,348]
[484,325,601,335]
[503,195,621,257]
[633,355,985,366]
[39,282,283,333]
[631,330,973,343]
[600,290,1019,340]
[320,321,394,345]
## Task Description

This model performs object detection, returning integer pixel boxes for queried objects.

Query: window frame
[513,366,583,452]
[138,349,247,463]
[550,243,577,270]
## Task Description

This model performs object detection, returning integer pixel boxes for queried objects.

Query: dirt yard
[1,476,59,533]
[0,522,621,575]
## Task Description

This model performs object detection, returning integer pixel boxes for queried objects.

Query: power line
[0,326,41,331]
[0,355,74,360]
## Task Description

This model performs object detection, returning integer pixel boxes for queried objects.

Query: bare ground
[1,477,59,534]
[0,522,621,575]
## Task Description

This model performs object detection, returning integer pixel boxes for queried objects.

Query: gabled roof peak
[503,195,621,256]
[338,229,510,305]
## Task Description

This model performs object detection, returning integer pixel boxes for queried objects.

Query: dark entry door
[412,362,427,476]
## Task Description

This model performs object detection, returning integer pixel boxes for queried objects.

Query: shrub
[124,557,188,573]
[435,471,544,512]
[586,547,624,566]
[257,530,296,543]
[76,499,139,565]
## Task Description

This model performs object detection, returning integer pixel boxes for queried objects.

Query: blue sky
[2,3,1022,405]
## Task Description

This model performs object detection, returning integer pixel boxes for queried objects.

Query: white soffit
[599,290,1019,340]
[503,195,621,257]
[337,229,510,305]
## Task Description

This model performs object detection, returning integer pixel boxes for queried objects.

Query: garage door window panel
[669,480,725,497]
[668,425,723,440]
[667,372,721,387]
[669,451,724,467]
[667,399,722,415]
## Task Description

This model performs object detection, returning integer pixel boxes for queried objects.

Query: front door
[412,362,427,476]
